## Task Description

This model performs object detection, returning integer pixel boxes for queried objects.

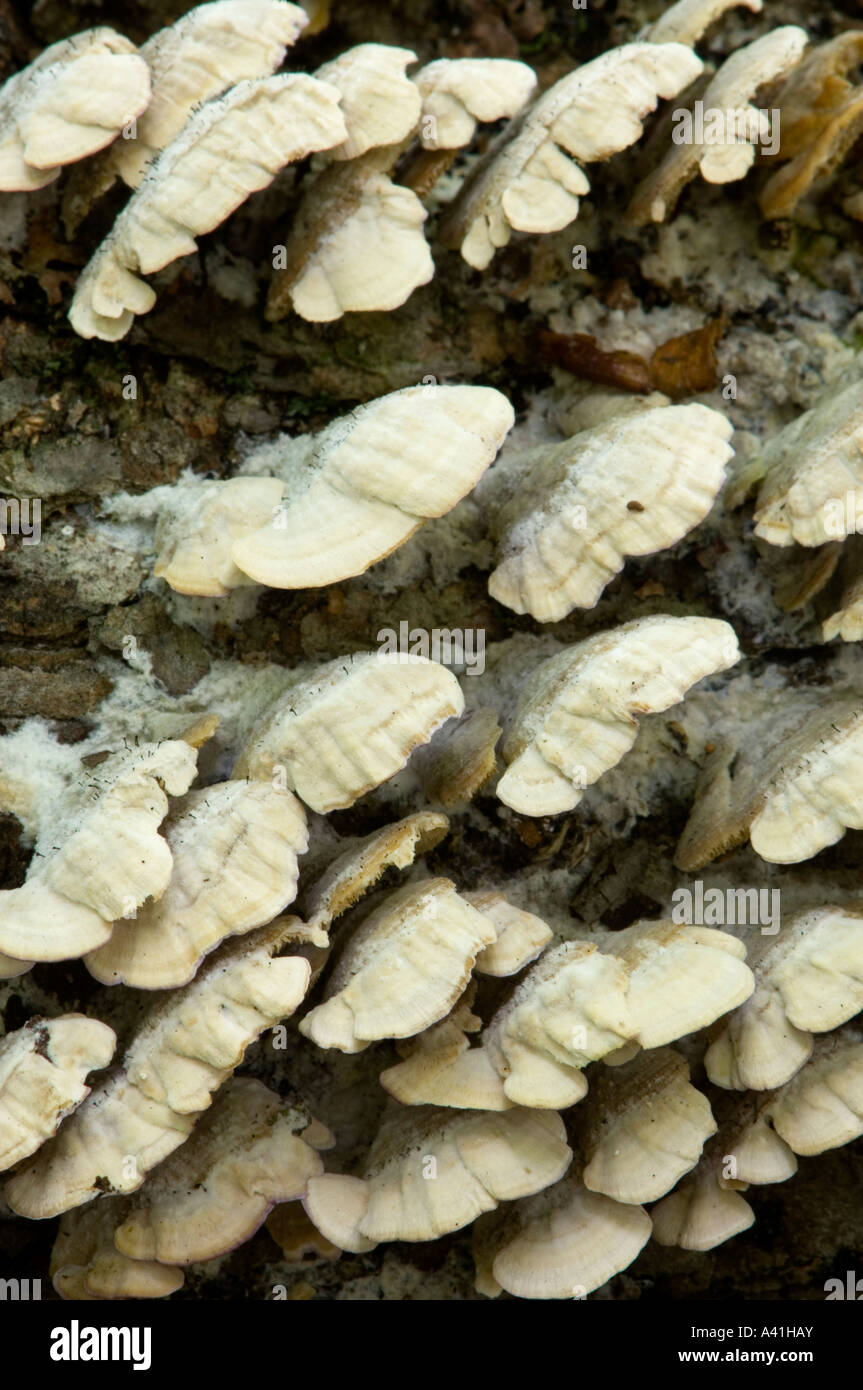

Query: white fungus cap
[628,27,808,223]
[85,778,309,989]
[497,615,740,816]
[229,386,515,586]
[440,42,704,268]
[0,1015,116,1173]
[68,74,347,340]
[233,652,465,813]
[299,878,496,1052]
[0,28,150,191]
[488,403,733,621]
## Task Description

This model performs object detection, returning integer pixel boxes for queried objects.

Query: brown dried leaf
[648,318,725,399]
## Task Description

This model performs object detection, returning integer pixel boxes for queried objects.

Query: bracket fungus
[704,906,863,1091]
[414,59,537,151]
[223,386,513,588]
[84,778,309,989]
[467,892,553,978]
[747,371,863,548]
[627,27,809,225]
[765,1029,863,1156]
[649,1084,813,1253]
[315,44,421,160]
[379,987,511,1111]
[232,652,463,812]
[0,739,198,966]
[411,709,502,809]
[759,34,863,220]
[68,74,347,340]
[51,1201,184,1301]
[111,1078,326,1265]
[299,879,497,1052]
[152,477,285,597]
[302,811,449,934]
[676,695,863,868]
[304,1105,571,1248]
[473,1175,652,1299]
[483,923,752,1108]
[4,917,314,1217]
[578,1048,717,1204]
[265,56,535,321]
[0,1016,116,1173]
[4,0,863,1309]
[487,403,733,621]
[63,0,309,234]
[642,0,764,47]
[439,42,703,269]
[496,615,740,816]
[266,147,434,322]
[0,28,151,192]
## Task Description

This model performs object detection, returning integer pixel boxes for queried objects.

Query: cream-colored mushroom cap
[0,951,32,980]
[718,1113,797,1187]
[705,907,863,1090]
[677,696,863,868]
[475,1178,651,1299]
[68,75,347,340]
[152,477,284,596]
[485,941,631,1109]
[4,1070,200,1218]
[85,779,309,989]
[440,42,702,268]
[580,1048,717,1204]
[486,922,751,1109]
[467,891,553,977]
[0,739,198,964]
[52,1201,184,1301]
[606,921,753,1048]
[299,878,496,1052]
[751,374,863,547]
[112,1,308,187]
[265,151,434,322]
[305,1106,571,1247]
[233,652,464,813]
[766,1032,863,1155]
[304,811,449,932]
[497,615,740,816]
[379,987,511,1111]
[0,29,150,191]
[0,1015,116,1173]
[643,0,764,46]
[650,1168,754,1250]
[316,44,421,159]
[5,918,314,1217]
[113,1078,324,1264]
[230,385,514,586]
[61,1,308,233]
[489,403,733,621]
[627,28,808,224]
[415,59,537,149]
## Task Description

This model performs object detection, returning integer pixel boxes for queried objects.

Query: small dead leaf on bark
[536,329,651,392]
[536,317,726,400]
[649,318,726,399]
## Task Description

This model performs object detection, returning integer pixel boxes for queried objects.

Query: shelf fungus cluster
[3,0,863,1306]
[3,0,826,331]
[149,384,514,594]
